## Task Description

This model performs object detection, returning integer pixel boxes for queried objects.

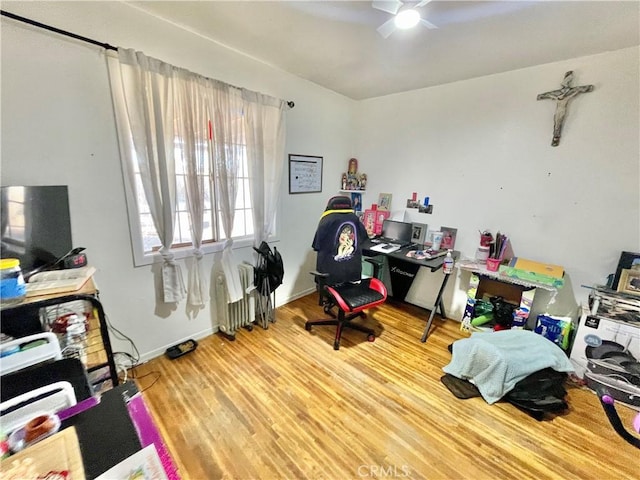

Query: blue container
[0,258,26,304]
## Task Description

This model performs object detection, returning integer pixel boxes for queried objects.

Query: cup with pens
[486,232,508,272]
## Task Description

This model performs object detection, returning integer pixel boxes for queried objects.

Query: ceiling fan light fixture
[394,9,420,29]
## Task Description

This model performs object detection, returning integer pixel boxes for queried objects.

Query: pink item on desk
[127,393,180,480]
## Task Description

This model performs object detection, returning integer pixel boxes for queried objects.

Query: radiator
[215,264,255,339]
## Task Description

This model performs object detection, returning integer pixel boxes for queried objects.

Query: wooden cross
[537,71,594,146]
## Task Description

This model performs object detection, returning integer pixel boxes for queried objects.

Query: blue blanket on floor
[442,330,574,404]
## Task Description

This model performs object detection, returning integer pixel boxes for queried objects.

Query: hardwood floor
[132,294,638,480]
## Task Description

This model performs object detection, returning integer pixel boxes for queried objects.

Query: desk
[457,259,559,331]
[0,279,119,389]
[60,381,178,479]
[363,241,460,342]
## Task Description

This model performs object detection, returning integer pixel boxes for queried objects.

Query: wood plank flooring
[132,294,639,480]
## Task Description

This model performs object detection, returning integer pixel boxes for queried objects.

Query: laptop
[372,220,413,247]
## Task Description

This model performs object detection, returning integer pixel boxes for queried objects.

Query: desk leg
[420,272,451,343]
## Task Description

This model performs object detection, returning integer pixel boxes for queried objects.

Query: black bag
[504,368,569,420]
[254,241,284,294]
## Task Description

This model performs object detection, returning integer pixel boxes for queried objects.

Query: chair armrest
[309,270,329,279]
[364,257,384,279]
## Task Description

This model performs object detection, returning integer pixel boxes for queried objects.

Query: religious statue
[537,71,594,147]
[359,173,367,190]
[341,158,366,191]
[348,158,358,175]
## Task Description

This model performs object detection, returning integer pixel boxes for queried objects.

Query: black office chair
[305,196,387,350]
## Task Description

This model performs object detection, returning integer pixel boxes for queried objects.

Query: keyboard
[371,237,411,247]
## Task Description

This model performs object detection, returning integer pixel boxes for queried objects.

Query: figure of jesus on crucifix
[537,71,593,146]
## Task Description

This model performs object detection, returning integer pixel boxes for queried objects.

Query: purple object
[601,394,615,405]
[57,395,100,421]
[127,393,180,480]
[634,412,640,434]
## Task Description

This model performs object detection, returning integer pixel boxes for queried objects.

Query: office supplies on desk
[371,243,401,253]
[25,266,96,297]
[406,249,447,260]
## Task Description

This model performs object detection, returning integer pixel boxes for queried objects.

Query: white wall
[354,47,640,322]
[2,2,638,361]
[1,1,355,361]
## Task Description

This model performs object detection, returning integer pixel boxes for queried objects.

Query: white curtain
[174,72,210,307]
[203,83,245,302]
[107,48,186,303]
[108,48,288,306]
[243,91,287,246]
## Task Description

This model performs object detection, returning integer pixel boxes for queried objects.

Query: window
[130,136,254,263]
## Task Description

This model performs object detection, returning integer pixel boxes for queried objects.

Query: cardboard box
[569,304,640,380]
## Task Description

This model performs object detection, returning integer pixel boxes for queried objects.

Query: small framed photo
[411,223,428,244]
[440,226,458,250]
[373,210,390,236]
[351,192,362,212]
[362,209,377,236]
[377,193,392,211]
[617,268,640,296]
[612,251,640,289]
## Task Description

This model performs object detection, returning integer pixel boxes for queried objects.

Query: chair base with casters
[306,276,387,350]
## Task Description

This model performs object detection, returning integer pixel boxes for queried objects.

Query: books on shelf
[25,266,96,297]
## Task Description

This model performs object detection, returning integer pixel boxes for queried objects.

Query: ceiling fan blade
[419,18,438,29]
[377,18,397,38]
[414,0,433,8]
[372,0,403,15]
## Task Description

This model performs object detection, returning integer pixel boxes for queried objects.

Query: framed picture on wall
[288,154,323,194]
[377,193,392,211]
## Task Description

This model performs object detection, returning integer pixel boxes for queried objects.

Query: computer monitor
[0,185,73,275]
[381,220,413,244]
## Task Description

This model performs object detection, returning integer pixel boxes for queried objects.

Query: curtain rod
[1,9,295,109]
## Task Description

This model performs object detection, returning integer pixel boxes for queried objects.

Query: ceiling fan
[372,0,438,38]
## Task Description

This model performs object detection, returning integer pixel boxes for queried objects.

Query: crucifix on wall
[537,71,594,147]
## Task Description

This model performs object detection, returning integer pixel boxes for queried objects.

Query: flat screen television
[1,185,73,276]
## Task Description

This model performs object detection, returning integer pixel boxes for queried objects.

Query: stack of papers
[25,266,96,297]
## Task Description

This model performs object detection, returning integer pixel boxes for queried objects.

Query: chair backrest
[312,196,368,285]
